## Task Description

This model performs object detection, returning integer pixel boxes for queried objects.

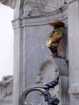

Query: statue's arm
[0,0,16,9]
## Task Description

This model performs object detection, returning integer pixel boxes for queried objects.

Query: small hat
[49,20,65,28]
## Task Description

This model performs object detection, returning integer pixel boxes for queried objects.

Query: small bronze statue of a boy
[47,20,65,58]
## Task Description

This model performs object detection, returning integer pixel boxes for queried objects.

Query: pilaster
[68,1,79,105]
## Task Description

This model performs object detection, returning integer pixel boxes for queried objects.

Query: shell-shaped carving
[23,0,66,17]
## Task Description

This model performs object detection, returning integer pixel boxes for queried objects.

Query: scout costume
[47,21,65,57]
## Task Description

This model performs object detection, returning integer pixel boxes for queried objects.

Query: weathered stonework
[12,4,69,105]
[68,1,79,105]
[1,0,79,105]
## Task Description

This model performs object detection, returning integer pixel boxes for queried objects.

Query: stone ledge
[69,84,79,95]
[12,8,67,29]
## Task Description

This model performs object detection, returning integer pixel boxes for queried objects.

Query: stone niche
[22,21,68,105]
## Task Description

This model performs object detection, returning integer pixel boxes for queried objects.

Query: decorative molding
[12,7,67,29]
[69,84,79,95]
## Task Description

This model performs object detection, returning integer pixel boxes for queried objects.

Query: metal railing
[19,76,59,105]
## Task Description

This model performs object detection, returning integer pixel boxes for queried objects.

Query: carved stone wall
[1,0,79,105]
[23,0,66,17]
[12,5,69,104]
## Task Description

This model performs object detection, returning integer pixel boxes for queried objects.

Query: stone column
[12,1,25,105]
[12,19,24,105]
[68,1,79,105]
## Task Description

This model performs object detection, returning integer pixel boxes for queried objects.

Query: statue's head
[49,20,65,28]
